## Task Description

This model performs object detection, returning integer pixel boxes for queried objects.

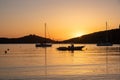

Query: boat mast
[45,23,47,43]
[106,22,108,42]
[119,24,120,29]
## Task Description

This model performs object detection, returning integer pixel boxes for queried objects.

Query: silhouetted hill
[0,28,120,44]
[62,28,120,44]
[0,34,55,44]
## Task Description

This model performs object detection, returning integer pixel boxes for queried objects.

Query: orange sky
[0,0,120,40]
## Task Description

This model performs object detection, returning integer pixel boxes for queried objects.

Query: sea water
[0,44,120,80]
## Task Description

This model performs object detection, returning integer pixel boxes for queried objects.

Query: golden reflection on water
[0,44,120,78]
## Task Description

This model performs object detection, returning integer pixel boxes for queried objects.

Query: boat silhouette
[35,23,52,47]
[97,22,113,46]
[57,44,84,51]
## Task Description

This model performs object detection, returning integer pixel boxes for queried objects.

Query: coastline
[0,74,120,80]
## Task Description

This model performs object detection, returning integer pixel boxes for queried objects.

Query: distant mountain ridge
[0,28,120,44]
[0,34,54,43]
[62,28,120,44]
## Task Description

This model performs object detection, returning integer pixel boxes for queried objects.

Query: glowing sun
[72,32,84,38]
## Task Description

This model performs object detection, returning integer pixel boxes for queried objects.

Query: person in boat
[68,44,74,48]
[71,44,74,47]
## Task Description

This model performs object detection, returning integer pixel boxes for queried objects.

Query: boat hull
[57,46,84,51]
[97,42,113,46]
[36,43,52,47]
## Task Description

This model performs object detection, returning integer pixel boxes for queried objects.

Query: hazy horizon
[0,0,120,40]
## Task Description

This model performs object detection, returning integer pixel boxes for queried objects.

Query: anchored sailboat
[36,23,52,47]
[97,22,113,46]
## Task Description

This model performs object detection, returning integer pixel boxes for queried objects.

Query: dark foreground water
[0,44,120,80]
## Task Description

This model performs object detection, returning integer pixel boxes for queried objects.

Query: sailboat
[97,22,113,46]
[35,23,52,47]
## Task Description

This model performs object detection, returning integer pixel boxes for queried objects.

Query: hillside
[0,34,55,44]
[62,28,120,44]
[0,28,120,44]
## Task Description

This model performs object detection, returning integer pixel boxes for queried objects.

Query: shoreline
[0,74,120,80]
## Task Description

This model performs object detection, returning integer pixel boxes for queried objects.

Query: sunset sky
[0,0,120,40]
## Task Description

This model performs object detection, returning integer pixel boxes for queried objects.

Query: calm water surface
[0,44,120,79]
